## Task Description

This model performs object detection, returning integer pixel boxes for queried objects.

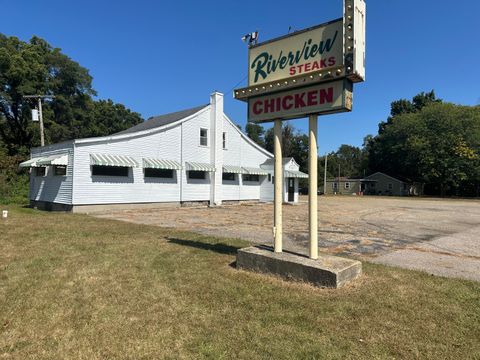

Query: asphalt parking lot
[96,196,480,281]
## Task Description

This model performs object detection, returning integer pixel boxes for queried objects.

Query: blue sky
[3,0,480,153]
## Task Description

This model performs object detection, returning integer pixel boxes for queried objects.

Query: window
[144,168,174,178]
[388,183,393,190]
[200,128,208,146]
[188,171,206,180]
[332,182,338,189]
[344,182,350,190]
[35,167,46,177]
[243,174,259,182]
[54,165,67,176]
[268,174,271,182]
[222,173,235,181]
[92,165,129,177]
[222,132,227,149]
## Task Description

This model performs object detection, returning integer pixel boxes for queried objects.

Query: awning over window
[37,154,69,166]
[90,153,138,167]
[143,158,182,170]
[222,165,245,174]
[285,170,309,178]
[242,167,269,175]
[185,161,216,172]
[19,158,43,168]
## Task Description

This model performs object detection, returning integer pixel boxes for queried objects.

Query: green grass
[0,205,479,359]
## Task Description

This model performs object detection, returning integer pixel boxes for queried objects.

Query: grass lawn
[1,206,479,359]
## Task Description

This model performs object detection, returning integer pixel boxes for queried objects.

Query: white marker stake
[2,210,8,219]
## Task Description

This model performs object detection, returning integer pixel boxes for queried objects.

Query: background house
[20,92,307,211]
[319,172,420,196]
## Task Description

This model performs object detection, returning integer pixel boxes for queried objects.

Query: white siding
[181,108,212,201]
[30,143,74,204]
[73,124,183,205]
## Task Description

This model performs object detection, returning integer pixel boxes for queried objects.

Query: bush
[0,147,29,204]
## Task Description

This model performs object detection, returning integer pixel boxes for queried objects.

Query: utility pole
[324,153,328,195]
[338,164,341,194]
[23,95,55,147]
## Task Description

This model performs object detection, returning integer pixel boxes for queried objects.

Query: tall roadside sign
[234,0,366,259]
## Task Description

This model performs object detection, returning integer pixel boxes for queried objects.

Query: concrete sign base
[237,246,361,288]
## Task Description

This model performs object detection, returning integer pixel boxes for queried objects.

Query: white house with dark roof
[20,92,308,211]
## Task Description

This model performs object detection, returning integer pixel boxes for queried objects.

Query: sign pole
[309,114,318,259]
[38,97,45,147]
[274,119,283,253]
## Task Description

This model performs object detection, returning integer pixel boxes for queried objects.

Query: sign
[234,0,365,105]
[248,19,343,87]
[248,79,352,123]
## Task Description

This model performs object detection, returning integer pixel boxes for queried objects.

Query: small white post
[309,114,318,260]
[273,120,283,253]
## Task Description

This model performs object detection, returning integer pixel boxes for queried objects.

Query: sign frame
[234,0,365,104]
[247,79,353,124]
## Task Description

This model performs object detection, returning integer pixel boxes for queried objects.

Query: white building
[20,92,307,212]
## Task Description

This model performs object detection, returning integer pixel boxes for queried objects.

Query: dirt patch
[95,196,480,259]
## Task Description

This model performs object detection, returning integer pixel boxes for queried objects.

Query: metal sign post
[273,120,283,252]
[308,114,318,259]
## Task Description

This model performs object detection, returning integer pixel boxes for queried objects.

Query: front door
[288,178,295,202]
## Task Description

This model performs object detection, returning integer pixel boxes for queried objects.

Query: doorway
[288,178,295,202]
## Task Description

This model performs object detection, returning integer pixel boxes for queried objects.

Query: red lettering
[282,95,294,110]
[289,67,296,76]
[297,64,304,73]
[253,101,262,114]
[311,61,320,71]
[264,99,275,113]
[294,93,306,108]
[319,88,334,104]
[320,59,327,68]
[276,97,282,112]
[328,57,336,66]
[304,62,311,72]
[307,91,317,106]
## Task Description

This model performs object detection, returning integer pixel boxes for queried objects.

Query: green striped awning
[222,165,245,174]
[19,158,43,168]
[285,170,309,178]
[185,162,216,172]
[143,158,182,170]
[90,153,138,167]
[37,154,69,166]
[242,167,269,175]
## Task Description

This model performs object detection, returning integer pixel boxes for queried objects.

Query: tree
[0,34,142,155]
[245,122,265,147]
[368,102,480,196]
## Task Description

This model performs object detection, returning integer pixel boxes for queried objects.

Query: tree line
[1,34,478,200]
[246,91,480,197]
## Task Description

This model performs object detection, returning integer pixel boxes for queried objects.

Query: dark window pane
[92,165,129,176]
[54,165,67,176]
[144,168,174,178]
[35,167,46,176]
[188,171,206,180]
[243,174,259,182]
[222,173,235,181]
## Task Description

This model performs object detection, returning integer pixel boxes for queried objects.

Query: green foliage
[368,100,480,196]
[320,144,366,180]
[0,142,29,204]
[245,122,265,147]
[0,33,143,155]
[264,123,309,173]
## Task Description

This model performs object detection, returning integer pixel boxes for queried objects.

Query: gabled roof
[261,157,295,167]
[115,104,209,135]
[365,172,406,183]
